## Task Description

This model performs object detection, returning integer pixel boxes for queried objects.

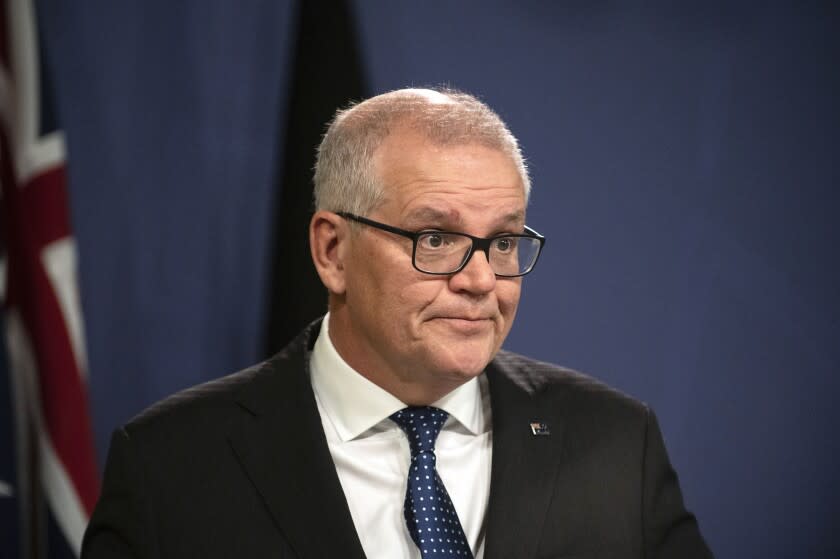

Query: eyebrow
[404,207,459,225]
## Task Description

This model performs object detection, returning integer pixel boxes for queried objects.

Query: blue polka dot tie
[390,406,474,558]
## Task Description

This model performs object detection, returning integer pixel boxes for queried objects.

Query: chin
[414,321,503,378]
[433,342,497,380]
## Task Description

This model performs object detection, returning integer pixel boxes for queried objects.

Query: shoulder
[489,349,650,423]
[123,321,318,442]
[125,359,268,437]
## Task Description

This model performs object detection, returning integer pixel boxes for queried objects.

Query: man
[83,88,712,558]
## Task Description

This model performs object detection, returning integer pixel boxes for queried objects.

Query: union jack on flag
[1,0,99,555]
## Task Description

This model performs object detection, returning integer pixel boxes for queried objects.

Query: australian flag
[1,0,99,556]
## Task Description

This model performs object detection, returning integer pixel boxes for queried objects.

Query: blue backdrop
[22,1,840,557]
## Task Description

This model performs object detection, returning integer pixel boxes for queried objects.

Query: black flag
[264,0,368,355]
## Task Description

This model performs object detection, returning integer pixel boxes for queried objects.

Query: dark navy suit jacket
[82,319,712,558]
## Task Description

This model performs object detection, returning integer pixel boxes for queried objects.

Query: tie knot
[390,406,448,456]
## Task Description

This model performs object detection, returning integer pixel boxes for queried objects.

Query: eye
[494,237,514,253]
[425,234,444,249]
[417,232,462,252]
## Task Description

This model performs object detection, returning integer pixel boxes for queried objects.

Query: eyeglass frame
[336,211,546,278]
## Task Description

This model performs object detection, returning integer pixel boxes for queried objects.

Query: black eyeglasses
[337,212,545,277]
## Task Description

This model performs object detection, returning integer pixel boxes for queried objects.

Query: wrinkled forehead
[371,129,527,224]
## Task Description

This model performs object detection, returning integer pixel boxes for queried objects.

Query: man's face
[329,129,525,402]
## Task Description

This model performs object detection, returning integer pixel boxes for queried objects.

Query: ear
[310,210,348,295]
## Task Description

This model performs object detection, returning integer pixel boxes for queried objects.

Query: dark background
[19,1,840,557]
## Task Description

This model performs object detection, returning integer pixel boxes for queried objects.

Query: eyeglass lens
[414,233,541,276]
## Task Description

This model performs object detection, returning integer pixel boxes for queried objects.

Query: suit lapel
[224,328,572,559]
[483,357,567,559]
[227,326,366,559]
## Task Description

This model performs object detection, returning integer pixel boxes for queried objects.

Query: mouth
[430,316,494,334]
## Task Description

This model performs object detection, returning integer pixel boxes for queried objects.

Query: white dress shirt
[309,315,493,559]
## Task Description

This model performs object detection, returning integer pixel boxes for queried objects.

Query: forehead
[372,130,526,227]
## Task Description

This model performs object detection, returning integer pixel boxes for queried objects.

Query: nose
[448,248,496,294]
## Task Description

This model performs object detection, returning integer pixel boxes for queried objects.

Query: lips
[429,313,493,322]
[430,316,494,334]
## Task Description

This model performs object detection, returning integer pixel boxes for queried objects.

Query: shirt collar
[309,314,487,442]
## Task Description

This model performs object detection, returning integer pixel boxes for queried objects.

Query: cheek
[373,275,441,337]
[391,280,451,342]
[497,281,522,317]
[396,273,447,307]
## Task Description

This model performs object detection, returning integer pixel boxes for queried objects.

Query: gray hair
[313,88,531,215]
